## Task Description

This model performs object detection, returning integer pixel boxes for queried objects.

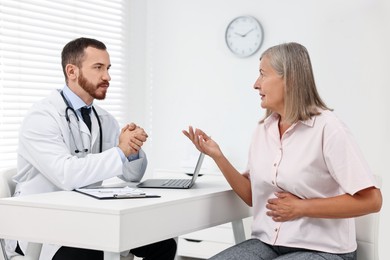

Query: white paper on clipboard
[75,186,160,199]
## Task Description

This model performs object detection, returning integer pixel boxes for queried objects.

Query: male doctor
[6,37,176,260]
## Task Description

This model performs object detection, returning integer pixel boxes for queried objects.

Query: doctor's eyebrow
[92,63,111,69]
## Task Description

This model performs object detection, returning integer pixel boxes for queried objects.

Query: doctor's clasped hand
[118,123,149,157]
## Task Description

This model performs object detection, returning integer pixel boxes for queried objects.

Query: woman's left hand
[266,192,302,222]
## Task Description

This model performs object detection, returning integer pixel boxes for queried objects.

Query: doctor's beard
[78,70,109,100]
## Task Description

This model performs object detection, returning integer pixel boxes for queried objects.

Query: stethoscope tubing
[60,91,103,153]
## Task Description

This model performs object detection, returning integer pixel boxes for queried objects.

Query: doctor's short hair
[61,37,107,84]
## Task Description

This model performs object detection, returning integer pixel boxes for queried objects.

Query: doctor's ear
[65,64,79,81]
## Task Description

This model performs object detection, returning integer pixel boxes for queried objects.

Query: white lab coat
[6,89,147,260]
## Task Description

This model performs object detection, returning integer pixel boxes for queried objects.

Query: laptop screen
[189,152,205,185]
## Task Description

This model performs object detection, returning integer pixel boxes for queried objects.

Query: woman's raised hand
[182,126,222,159]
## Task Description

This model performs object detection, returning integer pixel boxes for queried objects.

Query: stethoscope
[60,91,103,153]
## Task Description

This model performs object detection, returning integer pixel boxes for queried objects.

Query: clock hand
[234,32,244,37]
[242,28,254,37]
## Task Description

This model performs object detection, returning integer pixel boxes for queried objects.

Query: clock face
[225,16,264,58]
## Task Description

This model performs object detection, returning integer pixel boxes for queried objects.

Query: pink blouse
[246,110,378,253]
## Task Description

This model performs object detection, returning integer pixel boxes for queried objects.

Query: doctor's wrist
[115,147,127,163]
[117,144,131,158]
[117,144,138,158]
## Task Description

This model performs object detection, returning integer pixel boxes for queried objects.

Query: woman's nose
[253,77,261,90]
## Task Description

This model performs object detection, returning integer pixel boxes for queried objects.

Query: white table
[0,176,252,260]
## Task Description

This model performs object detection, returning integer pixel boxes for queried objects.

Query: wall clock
[225,16,264,58]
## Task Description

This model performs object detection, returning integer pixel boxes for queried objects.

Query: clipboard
[75,186,160,200]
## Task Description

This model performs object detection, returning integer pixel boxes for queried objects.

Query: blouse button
[272,181,275,185]
[273,163,277,167]
[274,228,278,232]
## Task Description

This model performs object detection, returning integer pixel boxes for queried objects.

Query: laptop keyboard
[162,179,191,187]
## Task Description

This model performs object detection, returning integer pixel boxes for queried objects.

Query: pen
[114,193,147,198]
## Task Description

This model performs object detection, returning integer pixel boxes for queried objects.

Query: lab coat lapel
[79,119,91,135]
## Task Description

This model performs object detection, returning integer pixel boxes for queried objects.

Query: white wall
[128,0,389,258]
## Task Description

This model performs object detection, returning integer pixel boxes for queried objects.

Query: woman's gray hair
[260,42,331,124]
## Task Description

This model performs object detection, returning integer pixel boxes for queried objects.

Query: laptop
[137,153,205,189]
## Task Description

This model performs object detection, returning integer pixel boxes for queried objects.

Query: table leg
[231,219,246,244]
[104,251,121,260]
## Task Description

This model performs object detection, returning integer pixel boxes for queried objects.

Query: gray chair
[0,168,42,260]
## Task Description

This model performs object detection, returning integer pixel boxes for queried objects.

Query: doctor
[7,37,176,260]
